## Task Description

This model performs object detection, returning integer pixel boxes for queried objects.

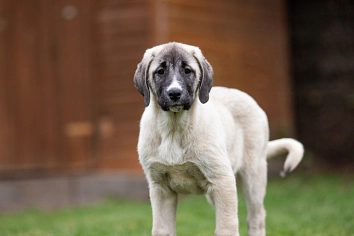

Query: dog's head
[134,42,214,112]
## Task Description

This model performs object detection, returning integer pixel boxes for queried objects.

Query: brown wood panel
[6,0,49,168]
[0,0,67,172]
[0,0,95,175]
[54,0,95,169]
[0,0,295,175]
[95,0,149,171]
[37,0,62,169]
[0,0,11,168]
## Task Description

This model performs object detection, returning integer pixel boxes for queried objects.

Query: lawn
[0,174,353,236]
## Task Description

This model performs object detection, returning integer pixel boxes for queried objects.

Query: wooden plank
[100,38,148,54]
[94,0,150,171]
[0,0,11,169]
[38,0,63,169]
[100,0,146,8]
[6,0,50,168]
[168,0,283,18]
[55,0,95,169]
[0,0,68,173]
[0,0,97,174]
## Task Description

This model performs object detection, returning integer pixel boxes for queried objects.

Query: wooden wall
[154,0,294,137]
[0,0,95,175]
[0,0,294,175]
[93,0,150,170]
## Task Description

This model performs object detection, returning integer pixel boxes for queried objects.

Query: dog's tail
[266,138,304,177]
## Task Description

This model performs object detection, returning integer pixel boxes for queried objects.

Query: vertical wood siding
[0,0,95,175]
[0,0,293,175]
[94,0,150,170]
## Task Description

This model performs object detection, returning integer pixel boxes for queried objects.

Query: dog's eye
[157,69,164,75]
[185,68,192,74]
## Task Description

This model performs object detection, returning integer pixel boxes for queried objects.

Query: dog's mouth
[168,105,184,113]
[157,95,193,112]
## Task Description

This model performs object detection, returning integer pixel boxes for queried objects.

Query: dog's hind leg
[239,157,267,236]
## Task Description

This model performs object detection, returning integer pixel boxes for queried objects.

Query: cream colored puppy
[134,42,304,236]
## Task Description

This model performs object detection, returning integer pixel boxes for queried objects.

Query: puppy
[134,42,304,236]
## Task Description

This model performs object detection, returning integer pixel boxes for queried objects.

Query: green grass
[0,174,353,236]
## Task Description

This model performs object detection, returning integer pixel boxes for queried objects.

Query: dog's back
[209,86,269,171]
[210,86,268,126]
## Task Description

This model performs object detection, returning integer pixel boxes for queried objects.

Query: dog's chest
[149,162,209,194]
[157,132,184,163]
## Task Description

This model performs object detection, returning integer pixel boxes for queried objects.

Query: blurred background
[0,0,353,211]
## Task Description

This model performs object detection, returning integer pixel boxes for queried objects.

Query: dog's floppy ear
[195,54,214,104]
[134,59,152,107]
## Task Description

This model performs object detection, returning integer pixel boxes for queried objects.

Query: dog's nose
[168,89,182,102]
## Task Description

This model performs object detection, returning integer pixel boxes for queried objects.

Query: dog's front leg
[150,183,178,236]
[208,175,239,236]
